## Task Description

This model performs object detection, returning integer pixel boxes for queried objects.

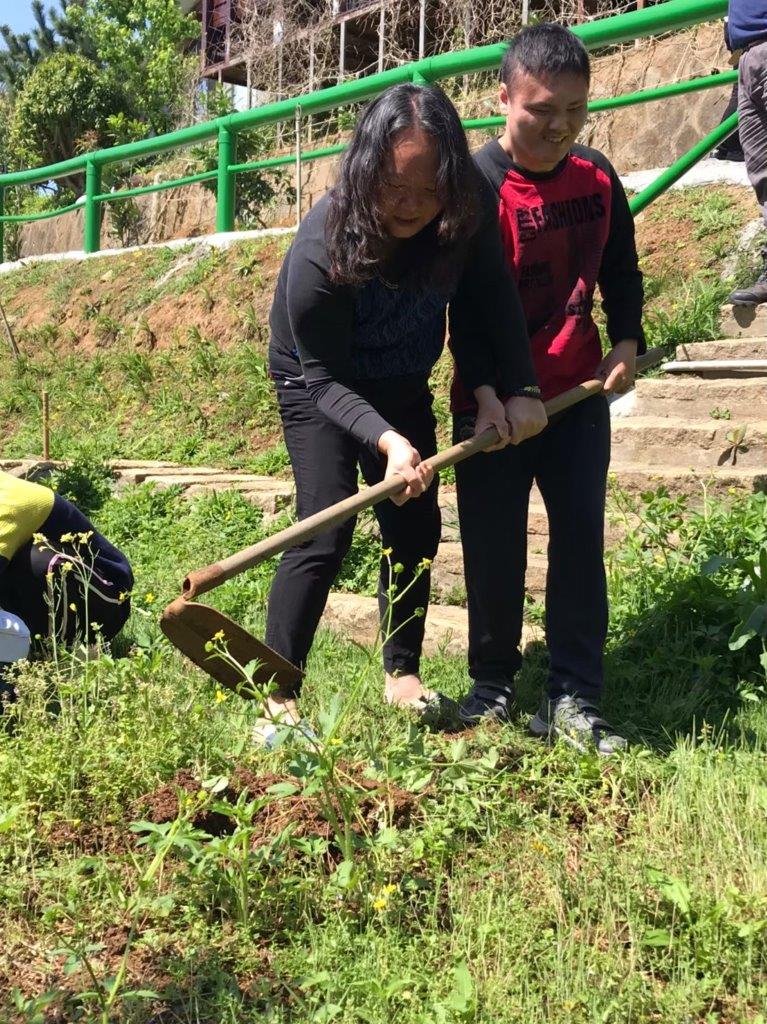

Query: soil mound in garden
[133,764,419,846]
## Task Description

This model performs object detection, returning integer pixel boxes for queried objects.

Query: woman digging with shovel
[257,82,548,743]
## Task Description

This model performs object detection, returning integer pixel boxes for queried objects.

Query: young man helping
[452,23,644,752]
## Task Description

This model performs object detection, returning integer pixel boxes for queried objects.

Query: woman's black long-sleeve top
[268,178,539,452]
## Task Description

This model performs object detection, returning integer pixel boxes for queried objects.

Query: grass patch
[1,468,766,1021]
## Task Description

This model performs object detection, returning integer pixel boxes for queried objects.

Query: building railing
[0,0,732,262]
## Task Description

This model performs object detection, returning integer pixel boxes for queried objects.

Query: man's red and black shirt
[452,140,645,408]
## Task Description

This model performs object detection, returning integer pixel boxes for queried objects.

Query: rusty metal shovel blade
[160,596,303,698]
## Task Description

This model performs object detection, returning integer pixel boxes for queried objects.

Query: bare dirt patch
[634,185,756,283]
[133,763,419,847]
[0,238,289,359]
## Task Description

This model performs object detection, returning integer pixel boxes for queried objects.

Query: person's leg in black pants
[535,396,610,704]
[453,413,536,721]
[529,396,624,753]
[264,383,360,691]
[0,539,132,647]
[358,390,441,680]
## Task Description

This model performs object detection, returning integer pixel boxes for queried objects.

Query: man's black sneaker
[458,680,515,725]
[529,694,627,756]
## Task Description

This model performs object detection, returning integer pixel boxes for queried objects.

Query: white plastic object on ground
[0,609,31,663]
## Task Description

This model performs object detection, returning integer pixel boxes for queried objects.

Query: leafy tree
[66,0,199,135]
[0,0,93,94]
[9,52,121,190]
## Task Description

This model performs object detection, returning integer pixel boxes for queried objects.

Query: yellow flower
[531,838,551,855]
[383,883,397,895]
[382,547,393,557]
[419,557,432,569]
[328,737,342,747]
[59,532,74,543]
[32,532,46,545]
[118,591,128,602]
[61,562,73,574]
[77,531,93,543]
[215,689,229,704]
[69,603,77,612]
[144,593,155,604]
[372,897,387,912]
[211,629,226,642]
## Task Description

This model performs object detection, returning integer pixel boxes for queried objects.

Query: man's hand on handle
[504,395,548,445]
[378,430,434,506]
[597,339,638,395]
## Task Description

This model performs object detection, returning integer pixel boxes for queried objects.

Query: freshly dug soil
[133,763,420,846]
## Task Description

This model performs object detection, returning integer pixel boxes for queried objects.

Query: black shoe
[729,272,767,305]
[712,146,745,162]
[458,679,515,725]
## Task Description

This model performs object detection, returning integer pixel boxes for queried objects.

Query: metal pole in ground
[379,4,386,72]
[521,0,530,25]
[0,186,4,265]
[42,390,50,460]
[0,299,20,359]
[308,32,315,142]
[418,0,426,59]
[295,106,302,229]
[339,18,346,81]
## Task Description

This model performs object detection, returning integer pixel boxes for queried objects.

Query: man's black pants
[454,395,610,703]
[265,381,441,691]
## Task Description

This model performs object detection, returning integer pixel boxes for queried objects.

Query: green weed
[1,473,766,1021]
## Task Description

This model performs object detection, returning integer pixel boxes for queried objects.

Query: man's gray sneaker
[458,680,515,725]
[529,694,627,755]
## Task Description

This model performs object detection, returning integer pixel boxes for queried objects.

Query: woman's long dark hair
[326,83,480,287]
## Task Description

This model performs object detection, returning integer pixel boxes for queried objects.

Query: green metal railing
[0,0,732,261]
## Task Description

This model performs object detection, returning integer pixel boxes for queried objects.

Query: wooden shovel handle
[183,347,662,599]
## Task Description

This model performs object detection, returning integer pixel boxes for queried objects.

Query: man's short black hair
[500,23,590,87]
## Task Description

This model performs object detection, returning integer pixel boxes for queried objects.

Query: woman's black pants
[265,382,441,693]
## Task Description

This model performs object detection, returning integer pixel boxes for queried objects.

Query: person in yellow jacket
[0,471,133,667]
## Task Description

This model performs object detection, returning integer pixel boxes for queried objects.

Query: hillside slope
[0,184,758,471]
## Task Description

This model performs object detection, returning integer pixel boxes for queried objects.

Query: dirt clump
[133,763,419,847]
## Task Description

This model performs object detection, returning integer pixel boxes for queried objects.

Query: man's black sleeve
[285,228,394,452]
[598,160,646,353]
[449,176,540,397]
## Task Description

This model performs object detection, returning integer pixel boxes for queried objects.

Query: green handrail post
[412,70,428,84]
[0,187,4,265]
[216,125,237,233]
[84,159,102,254]
[629,110,739,215]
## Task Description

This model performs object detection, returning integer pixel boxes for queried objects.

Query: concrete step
[438,490,549,542]
[721,304,767,339]
[430,541,548,604]
[675,339,767,361]
[606,463,765,497]
[611,417,767,469]
[624,376,767,420]
[662,359,767,378]
[321,591,542,658]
